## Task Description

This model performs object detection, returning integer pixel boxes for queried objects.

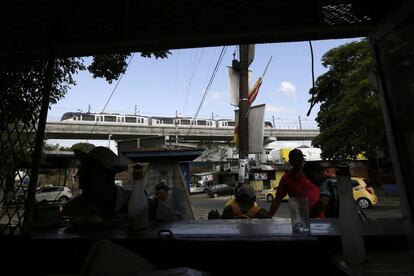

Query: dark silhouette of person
[61,146,130,220]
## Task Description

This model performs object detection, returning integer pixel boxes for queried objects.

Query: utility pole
[238,45,250,184]
[299,115,302,130]
[175,110,179,144]
[135,105,137,115]
[272,115,275,128]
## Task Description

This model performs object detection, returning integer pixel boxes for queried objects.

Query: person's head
[74,146,128,199]
[235,185,256,205]
[324,167,336,178]
[303,162,325,187]
[288,149,306,172]
[154,182,171,201]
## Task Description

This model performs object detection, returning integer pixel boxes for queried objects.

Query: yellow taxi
[262,177,378,209]
[351,177,378,209]
[261,187,288,202]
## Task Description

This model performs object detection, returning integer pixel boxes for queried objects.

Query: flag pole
[245,56,271,119]
[261,56,273,79]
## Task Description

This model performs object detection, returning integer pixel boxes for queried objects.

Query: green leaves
[309,39,388,160]
[87,50,170,83]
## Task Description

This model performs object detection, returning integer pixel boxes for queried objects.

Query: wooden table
[6,218,410,275]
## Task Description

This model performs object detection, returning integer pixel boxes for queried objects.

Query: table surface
[31,217,408,241]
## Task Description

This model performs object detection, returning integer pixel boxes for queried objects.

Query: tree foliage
[308,40,388,160]
[88,51,170,83]
[2,50,171,114]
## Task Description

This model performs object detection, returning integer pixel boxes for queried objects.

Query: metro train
[60,112,273,128]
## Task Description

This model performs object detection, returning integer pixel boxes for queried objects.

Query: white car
[36,186,73,203]
[189,183,207,194]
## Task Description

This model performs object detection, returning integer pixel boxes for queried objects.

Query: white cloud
[276,81,297,99]
[207,90,224,102]
[265,104,294,114]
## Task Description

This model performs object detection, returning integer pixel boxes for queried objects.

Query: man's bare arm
[268,198,283,218]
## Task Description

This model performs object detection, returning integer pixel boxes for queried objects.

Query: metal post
[238,45,249,184]
[22,56,55,235]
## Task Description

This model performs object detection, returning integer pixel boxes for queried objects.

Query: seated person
[147,182,183,222]
[224,184,258,207]
[61,146,130,221]
[221,185,269,219]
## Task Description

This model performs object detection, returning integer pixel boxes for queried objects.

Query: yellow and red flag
[247,77,262,106]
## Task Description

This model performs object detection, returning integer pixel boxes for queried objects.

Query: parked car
[35,186,73,203]
[352,177,378,209]
[190,183,207,194]
[261,177,378,209]
[207,184,235,198]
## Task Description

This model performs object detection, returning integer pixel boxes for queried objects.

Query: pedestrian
[309,164,367,220]
[147,182,183,222]
[303,162,326,187]
[61,146,130,220]
[268,148,323,218]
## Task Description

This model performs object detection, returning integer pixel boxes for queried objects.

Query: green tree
[307,39,388,160]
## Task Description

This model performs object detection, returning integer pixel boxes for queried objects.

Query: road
[189,193,403,220]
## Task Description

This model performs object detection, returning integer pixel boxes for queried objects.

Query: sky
[47,38,361,150]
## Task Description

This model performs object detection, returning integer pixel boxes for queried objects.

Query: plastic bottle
[128,180,149,231]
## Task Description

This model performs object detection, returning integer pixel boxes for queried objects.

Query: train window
[163,118,174,124]
[104,116,116,122]
[228,121,235,127]
[197,120,206,126]
[207,121,212,126]
[82,114,95,121]
[126,117,137,123]
[181,119,191,125]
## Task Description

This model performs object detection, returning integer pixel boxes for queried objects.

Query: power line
[184,48,205,113]
[306,40,316,116]
[193,46,227,120]
[187,46,227,135]
[86,53,135,143]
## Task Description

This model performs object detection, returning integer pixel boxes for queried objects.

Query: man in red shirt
[268,148,323,218]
